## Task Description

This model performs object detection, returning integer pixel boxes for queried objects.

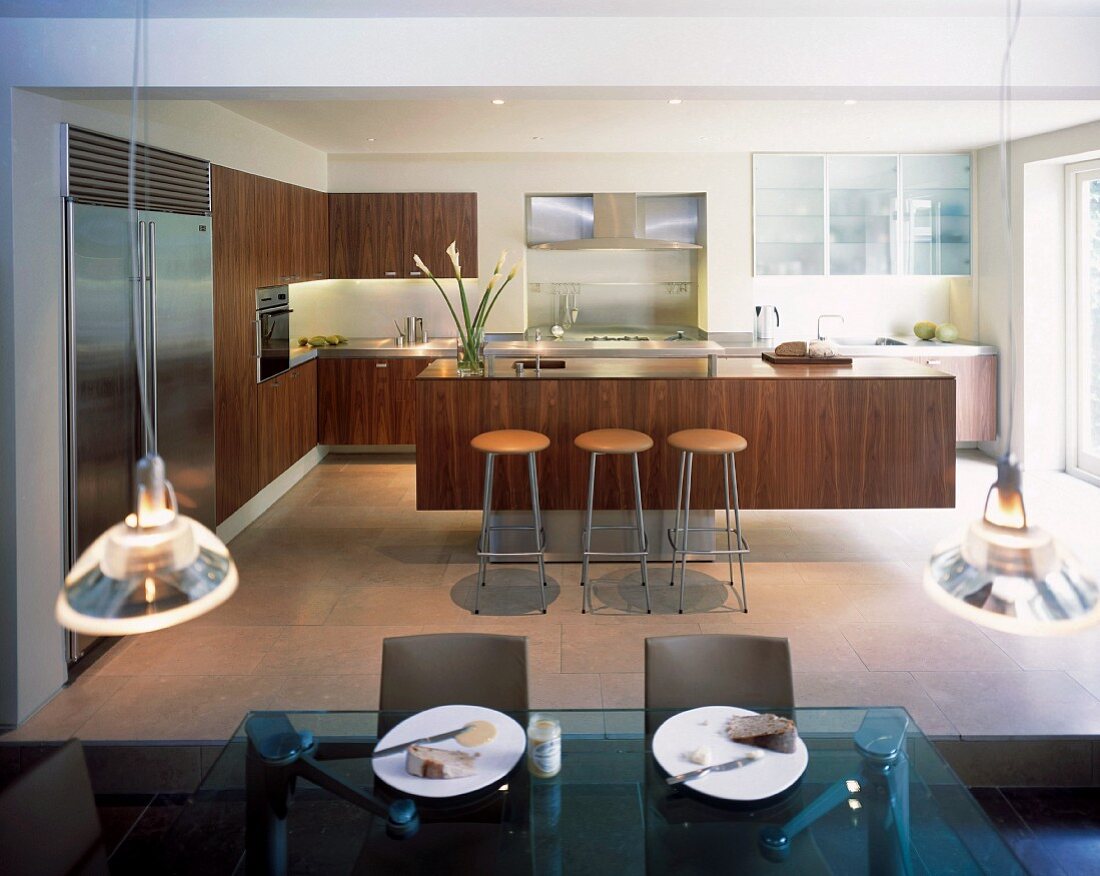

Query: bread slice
[405,744,479,779]
[725,714,799,754]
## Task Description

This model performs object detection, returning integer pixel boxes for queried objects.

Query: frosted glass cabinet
[753,153,970,276]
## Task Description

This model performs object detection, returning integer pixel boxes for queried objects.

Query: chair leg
[581,452,597,614]
[631,452,651,614]
[475,453,495,615]
[730,451,748,613]
[670,451,686,585]
[678,452,693,614]
[528,452,548,614]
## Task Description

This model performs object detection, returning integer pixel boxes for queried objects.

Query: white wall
[974,119,1100,469]
[1,90,326,726]
[319,152,953,341]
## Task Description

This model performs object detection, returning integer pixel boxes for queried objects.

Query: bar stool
[472,429,551,615]
[666,429,750,614]
[575,429,653,615]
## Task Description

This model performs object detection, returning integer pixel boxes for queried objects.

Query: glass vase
[456,328,485,377]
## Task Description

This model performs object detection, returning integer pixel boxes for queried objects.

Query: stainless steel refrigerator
[62,125,216,663]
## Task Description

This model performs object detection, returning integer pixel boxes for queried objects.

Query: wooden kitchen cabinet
[288,360,318,460]
[912,353,997,442]
[318,357,432,445]
[329,193,477,279]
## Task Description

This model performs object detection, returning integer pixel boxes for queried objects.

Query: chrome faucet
[817,314,845,341]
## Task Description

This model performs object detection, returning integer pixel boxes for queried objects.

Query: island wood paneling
[916,354,997,442]
[414,373,955,511]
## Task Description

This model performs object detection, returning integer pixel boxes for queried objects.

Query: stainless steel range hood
[530,193,702,251]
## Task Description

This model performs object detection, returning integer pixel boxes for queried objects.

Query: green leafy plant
[414,242,519,374]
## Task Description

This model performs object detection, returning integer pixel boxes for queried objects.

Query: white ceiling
[4,0,1099,16]
[214,98,1100,154]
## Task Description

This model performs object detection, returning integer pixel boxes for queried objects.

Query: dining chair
[644,634,794,734]
[0,739,107,876]
[379,633,529,733]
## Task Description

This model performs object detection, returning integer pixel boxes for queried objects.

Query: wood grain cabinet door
[393,358,433,444]
[288,360,318,460]
[306,189,329,280]
[403,193,478,278]
[329,193,405,279]
[920,354,997,442]
[318,359,372,444]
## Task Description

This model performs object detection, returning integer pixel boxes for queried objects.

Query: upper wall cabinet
[901,154,971,276]
[752,155,825,276]
[753,153,970,277]
[329,192,478,279]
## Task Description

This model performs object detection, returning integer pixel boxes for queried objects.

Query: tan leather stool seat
[668,428,747,455]
[574,428,653,455]
[471,429,550,455]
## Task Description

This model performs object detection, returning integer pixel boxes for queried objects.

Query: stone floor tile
[256,625,422,675]
[840,622,1021,672]
[93,625,282,677]
[561,623,701,674]
[264,675,381,711]
[77,675,285,741]
[2,675,129,741]
[531,673,602,709]
[796,561,920,586]
[793,670,957,737]
[979,627,1100,672]
[600,673,645,709]
[726,623,868,672]
[913,671,1100,736]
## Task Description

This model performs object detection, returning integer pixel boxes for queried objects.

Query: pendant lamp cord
[998,0,1023,462]
[127,0,155,454]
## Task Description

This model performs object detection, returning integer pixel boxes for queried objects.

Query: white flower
[446,241,460,274]
[506,263,520,282]
[493,250,507,276]
[413,254,431,276]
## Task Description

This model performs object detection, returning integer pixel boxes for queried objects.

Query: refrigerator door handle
[63,198,78,571]
[147,220,158,453]
[137,219,149,455]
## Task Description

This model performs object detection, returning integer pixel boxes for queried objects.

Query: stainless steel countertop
[718,336,997,357]
[290,338,459,366]
[484,339,724,358]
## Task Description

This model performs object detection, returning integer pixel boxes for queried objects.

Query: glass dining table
[111,706,1024,875]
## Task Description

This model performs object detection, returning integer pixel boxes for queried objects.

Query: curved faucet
[817,314,845,341]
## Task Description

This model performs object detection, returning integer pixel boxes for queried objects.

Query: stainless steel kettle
[755,305,779,341]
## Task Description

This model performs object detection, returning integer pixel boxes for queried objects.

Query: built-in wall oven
[256,285,292,382]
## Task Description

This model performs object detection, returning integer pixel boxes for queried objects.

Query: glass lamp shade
[56,455,238,636]
[924,458,1100,636]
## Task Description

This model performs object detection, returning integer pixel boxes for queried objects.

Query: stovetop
[584,334,652,341]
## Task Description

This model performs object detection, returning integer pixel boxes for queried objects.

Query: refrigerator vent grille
[64,125,211,215]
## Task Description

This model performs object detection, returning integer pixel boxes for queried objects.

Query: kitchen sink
[830,336,909,346]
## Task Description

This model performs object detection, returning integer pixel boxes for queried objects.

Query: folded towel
[807,340,839,358]
[774,341,807,357]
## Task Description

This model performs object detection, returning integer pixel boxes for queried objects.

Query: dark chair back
[0,739,107,876]
[645,634,794,733]
[379,633,528,733]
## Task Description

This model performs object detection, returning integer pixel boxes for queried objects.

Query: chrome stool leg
[631,451,652,614]
[475,452,495,616]
[730,451,748,612]
[669,451,687,586]
[678,451,694,615]
[580,452,598,613]
[527,452,548,614]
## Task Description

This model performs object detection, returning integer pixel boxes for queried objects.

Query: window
[1067,159,1100,484]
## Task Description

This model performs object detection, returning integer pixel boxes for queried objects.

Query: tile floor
[6,450,1100,744]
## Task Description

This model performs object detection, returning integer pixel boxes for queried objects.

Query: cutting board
[762,352,853,366]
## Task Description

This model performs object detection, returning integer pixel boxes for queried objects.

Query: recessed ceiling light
[367,138,375,142]
[491,99,505,105]
[668,99,683,105]
[699,136,709,141]
[531,136,542,140]
[843,99,858,106]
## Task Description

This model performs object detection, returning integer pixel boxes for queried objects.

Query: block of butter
[774,341,807,357]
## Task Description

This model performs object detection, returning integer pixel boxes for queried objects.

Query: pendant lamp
[923,0,1099,635]
[56,455,238,636]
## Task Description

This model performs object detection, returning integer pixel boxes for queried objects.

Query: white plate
[652,706,809,802]
[372,705,526,799]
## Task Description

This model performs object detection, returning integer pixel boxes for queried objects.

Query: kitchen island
[415,356,955,511]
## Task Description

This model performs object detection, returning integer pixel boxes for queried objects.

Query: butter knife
[372,724,473,758]
[665,752,764,785]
